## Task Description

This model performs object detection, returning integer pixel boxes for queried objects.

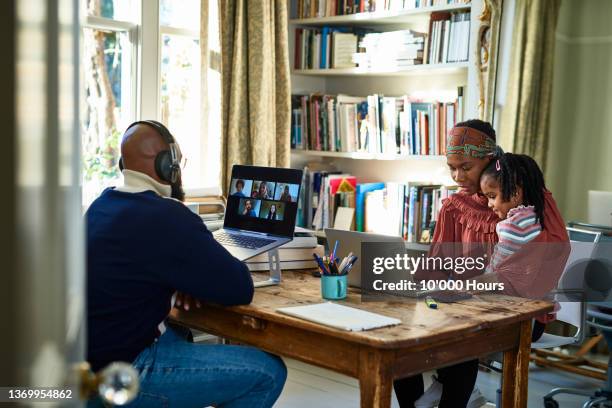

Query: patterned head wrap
[446,126,497,158]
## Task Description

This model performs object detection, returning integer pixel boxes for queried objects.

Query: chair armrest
[587,308,612,332]
[587,308,612,322]
[567,221,612,232]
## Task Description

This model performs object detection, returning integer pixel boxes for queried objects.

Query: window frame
[83,0,221,191]
[83,14,139,131]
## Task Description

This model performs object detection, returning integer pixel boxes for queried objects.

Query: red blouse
[416,190,570,300]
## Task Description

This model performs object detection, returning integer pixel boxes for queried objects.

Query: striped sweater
[488,205,542,273]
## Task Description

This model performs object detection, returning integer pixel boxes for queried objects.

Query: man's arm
[163,206,254,306]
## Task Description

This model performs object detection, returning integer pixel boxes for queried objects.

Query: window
[82,0,137,206]
[159,0,201,190]
[205,0,222,193]
[82,0,222,207]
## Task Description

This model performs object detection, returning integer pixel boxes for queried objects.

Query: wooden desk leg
[358,348,393,408]
[502,321,532,408]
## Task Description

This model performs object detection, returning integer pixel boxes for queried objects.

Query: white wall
[546,0,612,222]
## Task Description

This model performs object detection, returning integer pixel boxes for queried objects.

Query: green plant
[83,128,121,182]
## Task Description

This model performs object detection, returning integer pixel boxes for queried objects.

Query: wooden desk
[170,271,552,408]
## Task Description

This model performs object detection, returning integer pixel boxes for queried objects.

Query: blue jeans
[90,325,287,408]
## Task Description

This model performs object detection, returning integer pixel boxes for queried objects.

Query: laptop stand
[253,248,282,287]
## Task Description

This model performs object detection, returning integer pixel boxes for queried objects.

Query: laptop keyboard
[215,231,274,249]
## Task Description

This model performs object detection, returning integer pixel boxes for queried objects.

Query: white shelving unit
[291,149,447,161]
[288,0,482,186]
[290,3,471,26]
[292,62,468,77]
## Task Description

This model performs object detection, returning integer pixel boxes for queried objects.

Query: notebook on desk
[277,302,401,332]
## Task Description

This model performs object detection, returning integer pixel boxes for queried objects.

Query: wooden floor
[275,358,605,408]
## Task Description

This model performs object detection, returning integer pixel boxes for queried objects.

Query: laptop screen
[224,165,303,237]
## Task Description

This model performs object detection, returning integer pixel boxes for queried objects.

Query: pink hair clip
[495,159,501,171]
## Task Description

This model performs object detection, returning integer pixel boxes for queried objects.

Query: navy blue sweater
[86,189,253,371]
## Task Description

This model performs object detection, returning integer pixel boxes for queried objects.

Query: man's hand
[174,292,201,311]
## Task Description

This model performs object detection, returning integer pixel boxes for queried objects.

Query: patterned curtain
[219,0,291,191]
[500,0,561,171]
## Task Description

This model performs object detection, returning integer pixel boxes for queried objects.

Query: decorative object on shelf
[476,0,502,121]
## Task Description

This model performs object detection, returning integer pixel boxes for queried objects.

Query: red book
[314,100,321,150]
[329,175,357,196]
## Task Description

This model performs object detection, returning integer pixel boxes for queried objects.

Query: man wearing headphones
[86,121,287,408]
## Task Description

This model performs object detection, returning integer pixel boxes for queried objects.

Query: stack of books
[353,30,426,70]
[291,87,464,155]
[184,193,226,232]
[245,227,324,271]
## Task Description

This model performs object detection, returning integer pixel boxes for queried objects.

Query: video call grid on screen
[226,166,302,237]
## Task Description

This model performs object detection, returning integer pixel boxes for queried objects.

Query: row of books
[361,182,458,241]
[353,30,426,69]
[291,0,471,19]
[298,170,355,231]
[294,27,367,70]
[426,11,470,64]
[290,88,464,155]
[297,169,458,243]
[293,11,470,70]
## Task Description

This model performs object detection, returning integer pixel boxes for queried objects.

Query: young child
[480,152,546,273]
[480,152,557,340]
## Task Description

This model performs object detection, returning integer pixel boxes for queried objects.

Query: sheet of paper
[334,207,355,230]
[277,302,401,331]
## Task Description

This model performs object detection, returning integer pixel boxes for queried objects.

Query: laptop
[213,165,303,261]
[324,229,434,297]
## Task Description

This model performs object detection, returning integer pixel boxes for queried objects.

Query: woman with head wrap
[393,120,569,408]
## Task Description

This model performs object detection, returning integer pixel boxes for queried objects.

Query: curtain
[219,0,291,191]
[500,0,561,171]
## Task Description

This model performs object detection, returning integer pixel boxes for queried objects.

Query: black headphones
[118,120,181,184]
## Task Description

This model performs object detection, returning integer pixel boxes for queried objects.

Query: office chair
[542,307,612,408]
[542,226,612,408]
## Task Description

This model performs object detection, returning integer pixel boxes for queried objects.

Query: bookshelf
[288,0,494,238]
[291,149,446,161]
[290,3,471,26]
[292,61,468,76]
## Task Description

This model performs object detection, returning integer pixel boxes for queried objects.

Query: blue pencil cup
[321,274,347,300]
